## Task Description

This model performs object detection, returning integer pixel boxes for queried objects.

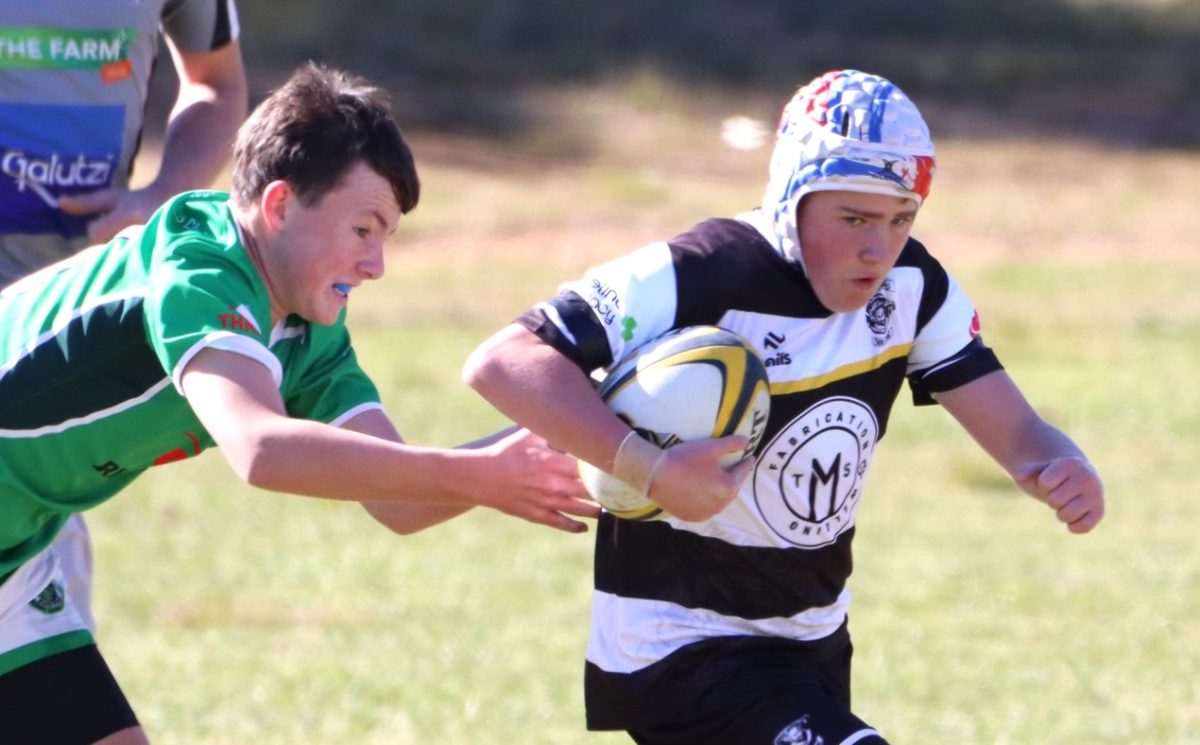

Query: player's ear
[260,180,292,233]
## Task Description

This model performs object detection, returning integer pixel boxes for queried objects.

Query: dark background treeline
[195,1,1200,147]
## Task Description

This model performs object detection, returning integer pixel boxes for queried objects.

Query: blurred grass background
[226,0,1200,147]
[100,2,1200,742]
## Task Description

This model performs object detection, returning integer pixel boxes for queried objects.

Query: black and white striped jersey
[518,210,1002,728]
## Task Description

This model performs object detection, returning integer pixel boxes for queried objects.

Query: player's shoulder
[149,191,261,293]
[889,236,972,335]
[605,216,783,285]
[158,189,232,223]
[892,236,953,295]
[666,216,790,277]
[670,217,777,257]
[154,191,240,254]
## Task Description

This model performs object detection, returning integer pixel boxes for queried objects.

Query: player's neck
[232,208,288,326]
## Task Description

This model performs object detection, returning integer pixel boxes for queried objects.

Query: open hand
[480,428,601,533]
[59,187,159,244]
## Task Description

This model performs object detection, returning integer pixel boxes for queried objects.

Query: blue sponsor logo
[0,102,124,238]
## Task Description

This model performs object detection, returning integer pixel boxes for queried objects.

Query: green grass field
[93,91,1200,743]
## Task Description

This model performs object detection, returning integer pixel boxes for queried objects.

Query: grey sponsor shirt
[0,0,239,283]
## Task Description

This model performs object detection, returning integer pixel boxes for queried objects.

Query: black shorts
[590,631,887,745]
[0,645,139,745]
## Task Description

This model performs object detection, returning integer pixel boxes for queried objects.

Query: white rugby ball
[581,325,771,521]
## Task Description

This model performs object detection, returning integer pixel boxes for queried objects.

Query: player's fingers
[544,455,587,479]
[554,486,591,509]
[534,467,587,496]
[58,189,116,215]
[556,497,602,519]
[1012,462,1047,495]
[726,456,755,487]
[1044,467,1101,510]
[536,509,590,534]
[1039,459,1078,489]
[1058,493,1104,532]
[86,207,139,242]
[526,483,600,519]
[1041,481,1075,510]
[1016,461,1076,504]
[1054,493,1089,524]
[499,499,582,533]
[1066,505,1103,534]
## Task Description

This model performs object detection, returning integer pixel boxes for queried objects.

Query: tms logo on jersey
[753,397,879,548]
[0,103,122,237]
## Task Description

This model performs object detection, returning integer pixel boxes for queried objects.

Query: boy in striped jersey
[465,69,1104,744]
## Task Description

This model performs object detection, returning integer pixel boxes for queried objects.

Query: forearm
[146,85,245,201]
[938,370,1090,476]
[937,369,1103,532]
[463,324,629,472]
[1005,416,1088,475]
[350,417,523,534]
[361,501,473,535]
[145,42,247,202]
[235,416,495,505]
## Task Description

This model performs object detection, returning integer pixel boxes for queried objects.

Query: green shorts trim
[0,629,94,677]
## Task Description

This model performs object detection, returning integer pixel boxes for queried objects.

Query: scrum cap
[761,69,935,268]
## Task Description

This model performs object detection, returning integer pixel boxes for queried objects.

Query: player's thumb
[1012,462,1049,496]
[712,434,750,459]
[726,456,755,489]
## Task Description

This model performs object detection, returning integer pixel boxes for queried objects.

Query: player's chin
[295,310,337,327]
[309,296,346,326]
[825,291,875,313]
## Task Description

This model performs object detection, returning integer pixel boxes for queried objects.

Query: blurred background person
[0,0,246,641]
[1,0,247,280]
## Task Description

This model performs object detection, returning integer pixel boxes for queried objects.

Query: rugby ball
[581,325,771,520]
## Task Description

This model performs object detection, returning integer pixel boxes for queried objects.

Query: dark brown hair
[232,62,419,213]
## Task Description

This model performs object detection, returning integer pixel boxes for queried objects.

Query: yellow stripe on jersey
[769,342,913,396]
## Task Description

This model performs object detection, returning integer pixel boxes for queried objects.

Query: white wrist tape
[611,430,666,495]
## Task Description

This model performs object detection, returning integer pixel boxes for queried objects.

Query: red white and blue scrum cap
[761,69,936,267]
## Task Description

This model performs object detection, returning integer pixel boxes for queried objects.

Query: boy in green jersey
[0,63,598,745]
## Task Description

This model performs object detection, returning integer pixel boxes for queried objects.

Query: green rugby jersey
[0,190,380,580]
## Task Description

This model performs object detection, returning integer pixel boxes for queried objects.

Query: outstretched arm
[340,408,472,535]
[180,347,597,533]
[350,413,581,535]
[936,369,1104,534]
